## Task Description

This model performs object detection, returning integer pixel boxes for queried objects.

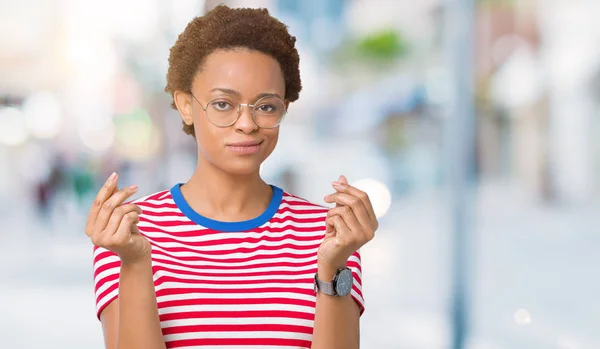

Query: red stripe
[142,232,324,247]
[94,260,120,277]
[155,286,315,298]
[136,201,180,210]
[95,271,119,292]
[160,310,314,321]
[139,223,325,237]
[152,264,317,278]
[276,206,328,215]
[166,337,311,348]
[150,249,318,264]
[96,281,119,307]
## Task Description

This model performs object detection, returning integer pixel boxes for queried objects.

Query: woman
[87,5,378,349]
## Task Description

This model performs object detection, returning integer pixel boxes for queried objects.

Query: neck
[180,156,273,222]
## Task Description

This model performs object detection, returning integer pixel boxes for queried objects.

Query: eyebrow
[209,88,283,100]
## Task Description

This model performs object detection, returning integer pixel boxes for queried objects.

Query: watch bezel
[333,267,353,297]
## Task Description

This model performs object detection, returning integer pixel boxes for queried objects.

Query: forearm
[311,264,360,349]
[118,256,166,349]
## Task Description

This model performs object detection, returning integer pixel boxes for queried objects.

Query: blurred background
[1,0,599,348]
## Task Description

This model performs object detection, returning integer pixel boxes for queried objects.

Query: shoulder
[280,189,330,213]
[131,188,173,205]
[127,188,183,220]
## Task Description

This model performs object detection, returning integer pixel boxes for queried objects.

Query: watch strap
[314,273,336,296]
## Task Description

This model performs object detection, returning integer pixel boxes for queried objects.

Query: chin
[219,158,264,176]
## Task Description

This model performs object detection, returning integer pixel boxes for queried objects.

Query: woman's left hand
[318,175,378,276]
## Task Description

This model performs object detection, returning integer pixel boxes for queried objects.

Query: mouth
[226,140,263,155]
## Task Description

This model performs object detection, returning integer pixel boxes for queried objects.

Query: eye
[256,104,277,113]
[211,101,234,112]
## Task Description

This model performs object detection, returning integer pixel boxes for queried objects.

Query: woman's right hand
[85,172,151,264]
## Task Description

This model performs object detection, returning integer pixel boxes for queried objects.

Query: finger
[331,180,377,223]
[338,175,348,185]
[324,192,372,230]
[102,204,142,237]
[111,211,140,247]
[94,184,139,235]
[85,172,118,237]
[327,206,362,232]
[326,215,351,243]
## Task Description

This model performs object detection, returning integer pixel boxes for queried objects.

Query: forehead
[193,49,285,96]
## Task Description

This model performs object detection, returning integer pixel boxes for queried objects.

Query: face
[174,49,288,176]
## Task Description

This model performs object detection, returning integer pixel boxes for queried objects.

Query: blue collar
[170,183,283,232]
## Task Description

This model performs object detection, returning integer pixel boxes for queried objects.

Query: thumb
[338,175,348,185]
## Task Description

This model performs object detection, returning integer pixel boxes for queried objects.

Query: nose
[234,104,258,134]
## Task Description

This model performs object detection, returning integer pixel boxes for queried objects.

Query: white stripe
[275,202,328,211]
[151,258,317,275]
[149,245,319,260]
[96,283,118,313]
[95,278,119,298]
[140,214,191,222]
[351,288,365,308]
[272,211,328,220]
[94,265,120,285]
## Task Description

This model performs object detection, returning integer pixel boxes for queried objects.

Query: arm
[313,175,378,349]
[100,256,166,349]
[310,264,361,349]
[87,173,166,349]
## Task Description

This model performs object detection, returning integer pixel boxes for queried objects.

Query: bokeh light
[514,309,532,325]
[351,178,392,218]
[113,108,161,160]
[79,119,116,152]
[0,107,29,146]
[22,91,63,139]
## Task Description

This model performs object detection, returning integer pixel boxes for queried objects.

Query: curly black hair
[165,5,302,136]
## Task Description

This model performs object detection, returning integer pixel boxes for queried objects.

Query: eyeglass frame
[190,93,287,129]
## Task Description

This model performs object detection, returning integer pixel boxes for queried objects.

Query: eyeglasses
[191,93,287,129]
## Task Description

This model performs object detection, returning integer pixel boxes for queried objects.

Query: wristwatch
[314,267,353,297]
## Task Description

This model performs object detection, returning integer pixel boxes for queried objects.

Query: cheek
[263,130,279,150]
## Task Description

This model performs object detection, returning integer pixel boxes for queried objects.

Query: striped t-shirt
[93,184,365,349]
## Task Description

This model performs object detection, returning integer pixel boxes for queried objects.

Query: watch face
[334,268,353,296]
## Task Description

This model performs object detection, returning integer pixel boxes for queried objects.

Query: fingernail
[332,182,345,189]
[109,172,117,181]
[128,184,138,191]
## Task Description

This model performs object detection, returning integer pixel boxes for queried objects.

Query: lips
[226,140,263,147]
[226,140,263,155]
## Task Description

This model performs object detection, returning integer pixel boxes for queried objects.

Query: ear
[284,100,290,111]
[174,91,194,126]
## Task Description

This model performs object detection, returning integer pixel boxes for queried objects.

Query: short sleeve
[346,249,365,316]
[92,246,121,320]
